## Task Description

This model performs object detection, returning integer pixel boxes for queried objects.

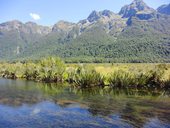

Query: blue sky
[1,0,170,26]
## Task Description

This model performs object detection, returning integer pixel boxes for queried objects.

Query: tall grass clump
[0,57,66,83]
[37,57,66,82]
[73,65,105,88]
[0,62,25,79]
[108,70,136,89]
[24,63,39,80]
[164,75,170,91]
[108,67,166,90]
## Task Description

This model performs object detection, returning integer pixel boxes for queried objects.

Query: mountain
[78,10,127,37]
[0,20,51,59]
[0,0,170,63]
[157,4,170,15]
[119,0,155,18]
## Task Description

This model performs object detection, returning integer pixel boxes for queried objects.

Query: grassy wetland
[0,58,170,127]
[0,57,170,93]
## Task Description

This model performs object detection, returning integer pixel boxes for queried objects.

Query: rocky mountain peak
[0,20,51,35]
[132,0,145,6]
[0,20,23,31]
[119,0,155,18]
[24,22,51,35]
[25,21,38,26]
[87,10,101,22]
[100,10,113,17]
[157,3,170,15]
[86,10,117,23]
[52,20,75,32]
[0,20,22,26]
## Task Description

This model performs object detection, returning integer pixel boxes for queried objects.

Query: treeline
[48,34,170,63]
[3,29,170,63]
[0,57,170,92]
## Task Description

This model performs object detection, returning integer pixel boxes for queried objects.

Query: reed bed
[0,58,169,91]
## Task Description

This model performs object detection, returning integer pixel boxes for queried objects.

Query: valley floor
[67,63,170,80]
[0,57,170,92]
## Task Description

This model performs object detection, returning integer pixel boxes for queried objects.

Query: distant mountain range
[0,0,170,62]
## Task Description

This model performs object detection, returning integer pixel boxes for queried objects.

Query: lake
[0,78,170,128]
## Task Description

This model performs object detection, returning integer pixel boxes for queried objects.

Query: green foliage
[66,65,105,88]
[0,14,170,63]
[0,60,169,92]
[0,57,66,83]
[108,70,136,89]
[108,69,165,90]
[74,66,105,88]
[37,57,66,82]
[24,63,39,80]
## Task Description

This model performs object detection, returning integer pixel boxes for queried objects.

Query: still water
[0,78,169,128]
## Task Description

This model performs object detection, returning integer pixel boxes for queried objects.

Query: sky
[1,0,170,26]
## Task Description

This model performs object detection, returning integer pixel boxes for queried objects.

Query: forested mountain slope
[0,0,170,62]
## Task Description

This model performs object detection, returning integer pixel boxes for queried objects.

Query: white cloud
[30,13,41,20]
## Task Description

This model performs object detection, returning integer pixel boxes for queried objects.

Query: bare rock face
[135,13,155,20]
[0,20,23,31]
[119,0,155,18]
[87,11,101,22]
[0,20,51,35]
[100,10,113,17]
[52,21,75,33]
[25,22,51,35]
[78,10,127,36]
[157,4,170,15]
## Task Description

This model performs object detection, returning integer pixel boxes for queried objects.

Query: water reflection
[0,78,170,128]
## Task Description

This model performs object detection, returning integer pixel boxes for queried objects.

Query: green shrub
[108,69,165,90]
[108,70,136,89]
[74,65,105,88]
[37,57,66,82]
